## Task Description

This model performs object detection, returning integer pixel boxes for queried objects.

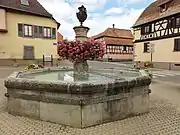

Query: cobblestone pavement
[1,66,180,135]
[0,95,180,135]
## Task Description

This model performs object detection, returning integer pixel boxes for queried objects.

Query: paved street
[0,61,180,135]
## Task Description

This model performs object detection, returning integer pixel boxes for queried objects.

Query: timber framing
[134,12,180,43]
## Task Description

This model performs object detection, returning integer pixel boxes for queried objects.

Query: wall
[135,37,180,62]
[0,11,58,60]
[104,53,133,61]
[134,37,180,70]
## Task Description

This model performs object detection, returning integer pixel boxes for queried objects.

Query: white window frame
[24,25,32,37]
[43,27,51,38]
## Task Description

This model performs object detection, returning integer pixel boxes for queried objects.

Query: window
[34,25,39,38]
[176,17,180,27]
[106,45,133,54]
[168,19,175,28]
[160,4,166,13]
[23,46,34,60]
[21,0,29,6]
[43,27,51,38]
[24,25,32,37]
[18,24,23,37]
[145,26,150,33]
[174,39,180,52]
[52,28,56,39]
[18,23,55,39]
[144,42,150,53]
[141,25,152,35]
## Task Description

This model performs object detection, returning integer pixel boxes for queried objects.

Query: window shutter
[177,39,180,51]
[174,39,180,51]
[39,26,43,38]
[141,26,145,35]
[172,18,175,28]
[174,39,178,51]
[149,25,152,33]
[34,25,39,38]
[52,28,56,39]
[144,42,149,52]
[144,44,146,52]
[18,23,23,37]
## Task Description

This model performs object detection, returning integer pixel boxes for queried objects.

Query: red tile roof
[104,37,133,45]
[133,0,180,27]
[92,28,133,39]
[0,0,52,18]
[91,27,133,45]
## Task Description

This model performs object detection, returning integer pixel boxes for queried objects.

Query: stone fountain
[4,5,152,129]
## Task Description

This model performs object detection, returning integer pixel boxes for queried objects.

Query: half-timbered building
[91,25,134,62]
[133,0,180,70]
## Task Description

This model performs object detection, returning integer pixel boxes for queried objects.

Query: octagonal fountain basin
[5,67,151,128]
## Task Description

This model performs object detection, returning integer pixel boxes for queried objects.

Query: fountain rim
[4,67,151,95]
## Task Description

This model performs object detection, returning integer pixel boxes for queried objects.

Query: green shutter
[52,28,56,39]
[18,23,23,37]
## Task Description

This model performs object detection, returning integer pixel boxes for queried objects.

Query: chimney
[113,24,115,29]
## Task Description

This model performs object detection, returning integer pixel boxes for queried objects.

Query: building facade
[0,0,60,66]
[133,0,180,70]
[57,32,63,42]
[91,25,134,62]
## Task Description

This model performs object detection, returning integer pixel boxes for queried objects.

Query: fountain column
[73,5,90,81]
[73,26,89,42]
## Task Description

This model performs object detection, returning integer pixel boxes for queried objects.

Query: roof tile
[0,0,52,17]
[91,27,133,45]
[134,0,180,27]
[105,37,133,45]
[92,28,133,39]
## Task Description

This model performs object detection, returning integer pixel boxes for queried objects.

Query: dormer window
[160,4,167,13]
[21,0,29,6]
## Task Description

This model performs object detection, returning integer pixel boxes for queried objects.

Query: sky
[38,0,154,39]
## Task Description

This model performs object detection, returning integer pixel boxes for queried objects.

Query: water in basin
[19,68,141,83]
[20,71,113,83]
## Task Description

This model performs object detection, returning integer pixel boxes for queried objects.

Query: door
[23,46,35,60]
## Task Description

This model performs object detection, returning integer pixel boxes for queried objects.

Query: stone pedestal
[74,60,89,81]
[73,26,90,80]
[73,26,90,42]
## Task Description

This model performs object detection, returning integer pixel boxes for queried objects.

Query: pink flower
[57,39,105,62]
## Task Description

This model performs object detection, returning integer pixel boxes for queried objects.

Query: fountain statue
[76,5,87,26]
[4,5,152,129]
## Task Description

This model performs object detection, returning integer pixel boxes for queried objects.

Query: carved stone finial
[76,5,87,26]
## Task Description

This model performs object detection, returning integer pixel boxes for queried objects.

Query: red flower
[57,39,105,62]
